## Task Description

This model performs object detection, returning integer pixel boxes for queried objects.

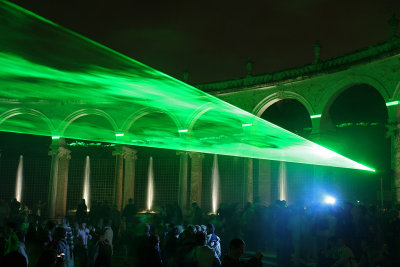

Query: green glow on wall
[0,1,374,172]
[386,100,399,107]
[310,114,322,119]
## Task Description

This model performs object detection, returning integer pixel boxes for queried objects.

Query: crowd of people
[0,196,399,267]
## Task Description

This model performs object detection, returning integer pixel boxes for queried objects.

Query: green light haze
[0,1,374,171]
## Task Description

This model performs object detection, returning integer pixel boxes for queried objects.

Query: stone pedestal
[48,138,71,219]
[189,152,204,207]
[177,151,189,211]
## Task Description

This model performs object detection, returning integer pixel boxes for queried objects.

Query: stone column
[244,158,254,204]
[113,145,124,211]
[189,152,204,207]
[390,123,400,203]
[177,151,189,211]
[258,160,271,205]
[48,138,71,219]
[122,147,137,208]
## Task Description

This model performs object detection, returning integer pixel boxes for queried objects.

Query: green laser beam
[0,0,374,171]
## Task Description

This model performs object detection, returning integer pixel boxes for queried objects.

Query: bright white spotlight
[324,195,336,205]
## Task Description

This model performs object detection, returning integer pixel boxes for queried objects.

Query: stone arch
[0,108,55,135]
[252,91,315,117]
[185,102,215,132]
[60,108,119,136]
[122,107,182,134]
[321,81,388,127]
[252,91,316,134]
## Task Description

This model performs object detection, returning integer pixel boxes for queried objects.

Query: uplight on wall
[310,114,322,119]
[386,100,399,107]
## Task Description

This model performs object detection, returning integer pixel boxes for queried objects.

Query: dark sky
[9,0,400,84]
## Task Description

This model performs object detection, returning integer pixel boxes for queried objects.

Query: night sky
[9,0,400,84]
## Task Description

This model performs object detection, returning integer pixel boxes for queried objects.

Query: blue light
[324,195,336,205]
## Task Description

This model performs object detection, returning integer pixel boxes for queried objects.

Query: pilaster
[122,147,137,208]
[112,145,124,211]
[177,151,189,211]
[48,138,71,219]
[189,152,204,207]
[244,158,254,203]
[258,160,271,205]
[389,123,400,203]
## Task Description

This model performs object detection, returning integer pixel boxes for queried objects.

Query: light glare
[386,100,399,107]
[310,114,322,119]
[324,195,336,205]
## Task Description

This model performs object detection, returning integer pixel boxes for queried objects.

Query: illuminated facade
[197,36,400,205]
[0,1,394,218]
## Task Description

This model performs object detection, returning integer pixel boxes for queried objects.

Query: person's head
[80,222,87,229]
[62,217,68,226]
[229,238,245,259]
[6,221,18,235]
[169,225,179,236]
[53,227,66,242]
[46,221,56,232]
[195,225,202,233]
[149,234,160,248]
[128,198,133,205]
[207,223,215,234]
[194,231,207,246]
[141,223,150,235]
[103,219,111,227]
[187,224,196,234]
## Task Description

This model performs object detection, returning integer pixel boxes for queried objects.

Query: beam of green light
[0,1,374,172]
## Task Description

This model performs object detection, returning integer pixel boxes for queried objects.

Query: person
[75,221,92,267]
[190,231,221,267]
[61,217,74,264]
[33,200,46,222]
[36,249,63,267]
[103,219,113,255]
[191,202,203,225]
[221,238,262,267]
[94,228,113,267]
[207,223,221,258]
[50,227,70,267]
[162,224,179,266]
[139,234,163,267]
[332,236,358,267]
[122,198,136,223]
[1,250,28,267]
[76,199,88,223]
[3,222,28,267]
